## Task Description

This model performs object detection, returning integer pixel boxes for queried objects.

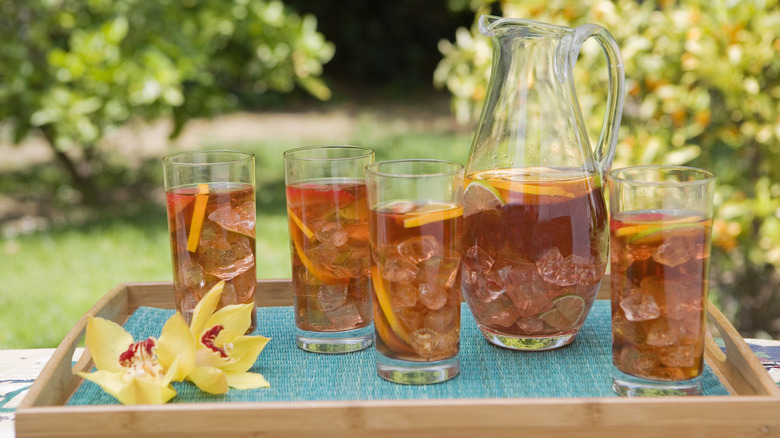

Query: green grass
[0,113,472,348]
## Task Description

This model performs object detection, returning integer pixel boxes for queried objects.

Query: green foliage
[436,0,780,338]
[0,0,333,203]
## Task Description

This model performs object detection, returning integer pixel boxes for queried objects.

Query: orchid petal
[157,312,196,382]
[187,366,229,394]
[119,377,177,405]
[78,370,126,399]
[205,303,253,341]
[190,281,224,336]
[220,335,271,373]
[195,347,231,368]
[224,371,270,390]
[85,316,133,373]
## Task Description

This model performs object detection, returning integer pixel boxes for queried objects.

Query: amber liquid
[611,211,712,381]
[286,178,372,332]
[462,169,608,338]
[166,182,257,331]
[370,201,462,362]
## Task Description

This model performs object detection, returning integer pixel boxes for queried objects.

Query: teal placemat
[68,301,729,405]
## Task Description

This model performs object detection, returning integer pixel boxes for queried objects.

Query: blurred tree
[0,0,333,205]
[435,0,780,338]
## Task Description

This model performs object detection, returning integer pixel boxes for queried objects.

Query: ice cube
[179,294,199,315]
[424,305,459,334]
[208,201,255,236]
[230,269,256,302]
[314,221,349,247]
[199,221,231,250]
[440,255,461,290]
[220,282,239,306]
[179,258,205,289]
[398,235,440,264]
[340,246,371,278]
[392,283,418,308]
[463,245,495,273]
[410,328,457,360]
[537,249,601,287]
[653,235,692,267]
[617,347,659,377]
[537,248,569,285]
[324,300,363,330]
[659,345,697,368]
[382,256,419,282]
[646,321,678,347]
[516,316,544,334]
[396,307,425,331]
[200,234,255,280]
[469,295,518,327]
[419,283,448,310]
[318,283,349,311]
[308,242,340,267]
[619,294,661,321]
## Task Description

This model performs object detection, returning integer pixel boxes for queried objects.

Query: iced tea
[461,168,608,349]
[166,182,257,331]
[370,201,462,362]
[286,178,372,333]
[610,211,712,382]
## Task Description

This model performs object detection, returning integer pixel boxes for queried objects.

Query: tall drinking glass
[163,150,257,332]
[608,166,715,396]
[366,159,464,384]
[284,146,375,353]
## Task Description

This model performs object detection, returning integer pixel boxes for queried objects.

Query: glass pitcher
[461,15,625,350]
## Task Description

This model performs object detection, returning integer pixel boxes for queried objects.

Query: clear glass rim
[283,145,374,161]
[366,159,465,178]
[608,165,714,188]
[162,150,254,166]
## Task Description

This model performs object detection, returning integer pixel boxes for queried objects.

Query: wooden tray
[16,279,780,438]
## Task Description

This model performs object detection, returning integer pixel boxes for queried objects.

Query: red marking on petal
[119,338,157,367]
[201,325,229,358]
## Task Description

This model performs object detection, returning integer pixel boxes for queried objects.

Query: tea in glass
[284,146,374,353]
[163,151,257,332]
[367,160,464,384]
[609,166,715,396]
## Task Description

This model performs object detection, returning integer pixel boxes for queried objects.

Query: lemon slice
[628,223,704,243]
[490,179,575,198]
[538,294,585,330]
[370,265,411,343]
[463,180,505,217]
[287,206,315,239]
[187,184,210,253]
[403,203,463,228]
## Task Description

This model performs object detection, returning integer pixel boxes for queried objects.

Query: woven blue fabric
[67,301,729,405]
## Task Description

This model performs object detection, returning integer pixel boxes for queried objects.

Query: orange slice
[187,184,210,252]
[287,206,315,240]
[290,227,348,285]
[489,178,575,198]
[370,265,411,343]
[373,299,415,356]
[403,203,463,228]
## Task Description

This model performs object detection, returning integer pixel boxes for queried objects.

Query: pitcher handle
[572,24,625,178]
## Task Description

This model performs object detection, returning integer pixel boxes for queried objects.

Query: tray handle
[18,282,132,408]
[705,300,780,396]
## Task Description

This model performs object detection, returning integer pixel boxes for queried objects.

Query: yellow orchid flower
[77,311,194,405]
[185,281,271,394]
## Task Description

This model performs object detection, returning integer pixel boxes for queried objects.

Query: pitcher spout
[479,15,571,38]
